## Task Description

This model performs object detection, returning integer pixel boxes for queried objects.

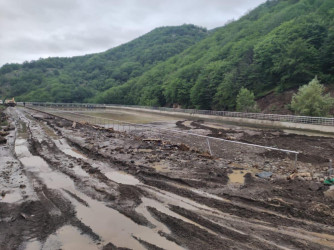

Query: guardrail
[21,102,334,126]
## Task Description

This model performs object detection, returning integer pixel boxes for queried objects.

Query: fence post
[294,153,298,169]
[206,138,212,156]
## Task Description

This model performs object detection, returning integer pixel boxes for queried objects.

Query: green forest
[1,0,333,111]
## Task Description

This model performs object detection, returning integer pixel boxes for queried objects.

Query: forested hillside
[0,25,207,102]
[1,0,334,111]
[99,0,333,109]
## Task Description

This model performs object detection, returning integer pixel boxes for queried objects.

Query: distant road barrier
[21,102,334,126]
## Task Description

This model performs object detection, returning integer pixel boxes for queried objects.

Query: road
[0,107,334,249]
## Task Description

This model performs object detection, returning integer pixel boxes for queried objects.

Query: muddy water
[83,109,178,124]
[64,189,183,250]
[136,197,218,236]
[43,225,99,250]
[54,138,88,159]
[228,168,259,184]
[0,190,22,203]
[105,171,140,185]
[23,225,99,250]
[15,115,184,250]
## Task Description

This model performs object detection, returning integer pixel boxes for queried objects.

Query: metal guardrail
[25,105,300,167]
[21,102,334,126]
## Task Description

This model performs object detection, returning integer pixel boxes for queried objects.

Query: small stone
[324,187,334,200]
[309,182,321,191]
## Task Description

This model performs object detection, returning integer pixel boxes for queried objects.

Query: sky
[0,0,266,66]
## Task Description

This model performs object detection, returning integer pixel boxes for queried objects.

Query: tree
[291,76,334,116]
[236,87,258,112]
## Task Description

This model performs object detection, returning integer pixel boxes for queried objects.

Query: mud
[1,107,334,249]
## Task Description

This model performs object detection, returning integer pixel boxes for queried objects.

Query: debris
[308,182,322,191]
[143,138,162,142]
[4,125,14,131]
[255,171,273,179]
[0,136,6,144]
[324,178,334,185]
[20,213,29,220]
[0,131,9,136]
[178,143,190,151]
[324,186,334,200]
[289,172,311,180]
[198,152,213,159]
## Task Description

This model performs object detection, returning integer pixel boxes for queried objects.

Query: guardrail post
[294,153,298,169]
[206,138,212,156]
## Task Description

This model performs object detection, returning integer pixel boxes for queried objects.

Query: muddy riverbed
[1,106,334,249]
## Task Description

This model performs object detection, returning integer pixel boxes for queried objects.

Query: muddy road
[1,107,334,249]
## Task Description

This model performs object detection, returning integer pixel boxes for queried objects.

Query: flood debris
[1,107,334,249]
[255,171,273,179]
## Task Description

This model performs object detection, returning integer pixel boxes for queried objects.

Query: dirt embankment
[1,107,334,249]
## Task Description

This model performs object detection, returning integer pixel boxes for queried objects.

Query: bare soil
[0,107,334,249]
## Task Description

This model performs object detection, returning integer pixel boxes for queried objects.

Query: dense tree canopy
[0,25,207,103]
[0,0,333,114]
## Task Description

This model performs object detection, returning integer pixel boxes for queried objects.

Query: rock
[0,136,7,144]
[313,173,324,179]
[289,172,311,180]
[19,184,26,189]
[256,171,273,179]
[324,186,334,200]
[309,182,322,191]
[178,143,190,151]
[0,131,9,136]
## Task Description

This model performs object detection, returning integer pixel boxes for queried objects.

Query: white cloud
[0,0,265,66]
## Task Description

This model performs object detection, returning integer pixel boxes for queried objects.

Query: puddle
[65,189,183,250]
[143,185,218,213]
[16,138,75,190]
[105,171,140,185]
[15,139,31,158]
[228,168,259,184]
[54,139,87,159]
[42,225,99,250]
[72,165,90,177]
[190,188,230,203]
[82,109,178,124]
[0,190,22,203]
[39,121,60,139]
[23,239,42,250]
[136,197,218,236]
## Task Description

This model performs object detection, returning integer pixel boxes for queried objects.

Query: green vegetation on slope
[0,0,333,112]
[291,76,334,116]
[0,25,207,102]
[95,0,334,109]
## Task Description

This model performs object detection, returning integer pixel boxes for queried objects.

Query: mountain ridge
[1,0,333,113]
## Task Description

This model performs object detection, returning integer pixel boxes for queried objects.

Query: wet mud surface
[0,107,334,249]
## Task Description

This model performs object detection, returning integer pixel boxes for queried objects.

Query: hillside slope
[96,0,334,110]
[0,25,207,102]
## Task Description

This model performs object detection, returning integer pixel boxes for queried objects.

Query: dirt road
[1,107,334,249]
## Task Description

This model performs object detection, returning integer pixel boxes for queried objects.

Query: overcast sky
[0,0,266,66]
